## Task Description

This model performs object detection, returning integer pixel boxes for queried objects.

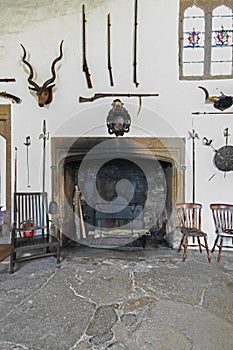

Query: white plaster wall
[0,0,233,246]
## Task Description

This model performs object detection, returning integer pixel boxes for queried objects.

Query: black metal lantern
[106,99,131,136]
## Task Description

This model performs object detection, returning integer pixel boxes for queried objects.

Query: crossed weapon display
[203,128,233,179]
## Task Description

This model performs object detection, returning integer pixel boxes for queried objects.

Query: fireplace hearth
[51,137,185,248]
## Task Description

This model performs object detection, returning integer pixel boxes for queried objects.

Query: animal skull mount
[198,86,233,111]
[21,40,64,107]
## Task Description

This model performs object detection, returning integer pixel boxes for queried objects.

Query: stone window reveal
[179,1,233,80]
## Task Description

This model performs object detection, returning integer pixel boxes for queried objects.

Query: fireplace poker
[24,136,31,188]
[74,185,86,239]
[49,165,57,214]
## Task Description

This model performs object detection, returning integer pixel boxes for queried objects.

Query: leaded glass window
[179,1,233,80]
[182,6,205,77]
[211,5,233,76]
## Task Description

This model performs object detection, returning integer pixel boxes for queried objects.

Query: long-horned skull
[198,86,233,111]
[21,40,64,107]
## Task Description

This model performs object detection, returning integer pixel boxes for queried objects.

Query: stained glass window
[182,6,205,77]
[179,1,233,80]
[211,6,233,76]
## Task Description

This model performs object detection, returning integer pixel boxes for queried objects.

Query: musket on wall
[0,91,21,104]
[82,4,93,89]
[0,78,16,82]
[79,92,159,115]
[107,13,114,87]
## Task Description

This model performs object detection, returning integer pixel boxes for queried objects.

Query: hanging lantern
[106,99,131,136]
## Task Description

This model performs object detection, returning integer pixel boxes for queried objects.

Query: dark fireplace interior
[63,156,173,242]
[51,136,185,248]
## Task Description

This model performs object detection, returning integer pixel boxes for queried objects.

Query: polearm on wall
[188,129,199,203]
[14,147,18,193]
[39,120,49,193]
[133,0,139,87]
[192,111,233,115]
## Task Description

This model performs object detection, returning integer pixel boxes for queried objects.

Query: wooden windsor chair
[176,203,211,262]
[210,203,233,262]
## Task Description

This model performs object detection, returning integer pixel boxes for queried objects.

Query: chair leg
[182,236,188,261]
[178,234,185,253]
[197,237,202,253]
[10,251,15,274]
[211,235,219,253]
[142,234,146,249]
[57,242,61,266]
[217,237,223,262]
[203,236,211,263]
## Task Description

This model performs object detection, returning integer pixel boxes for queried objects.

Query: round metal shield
[214,145,233,172]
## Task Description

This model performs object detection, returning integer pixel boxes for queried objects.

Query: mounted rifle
[82,4,92,89]
[133,0,139,87]
[79,92,159,115]
[0,91,21,104]
[0,78,16,82]
[107,13,114,86]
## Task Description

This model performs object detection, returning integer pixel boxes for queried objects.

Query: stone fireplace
[51,137,185,248]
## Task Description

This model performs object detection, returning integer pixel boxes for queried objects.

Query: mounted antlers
[198,86,233,111]
[21,40,64,107]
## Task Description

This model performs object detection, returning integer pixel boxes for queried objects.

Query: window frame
[179,0,233,80]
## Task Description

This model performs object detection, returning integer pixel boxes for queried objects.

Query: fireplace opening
[51,137,185,248]
[63,155,173,243]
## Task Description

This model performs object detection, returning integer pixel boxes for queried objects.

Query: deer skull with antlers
[21,40,64,107]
